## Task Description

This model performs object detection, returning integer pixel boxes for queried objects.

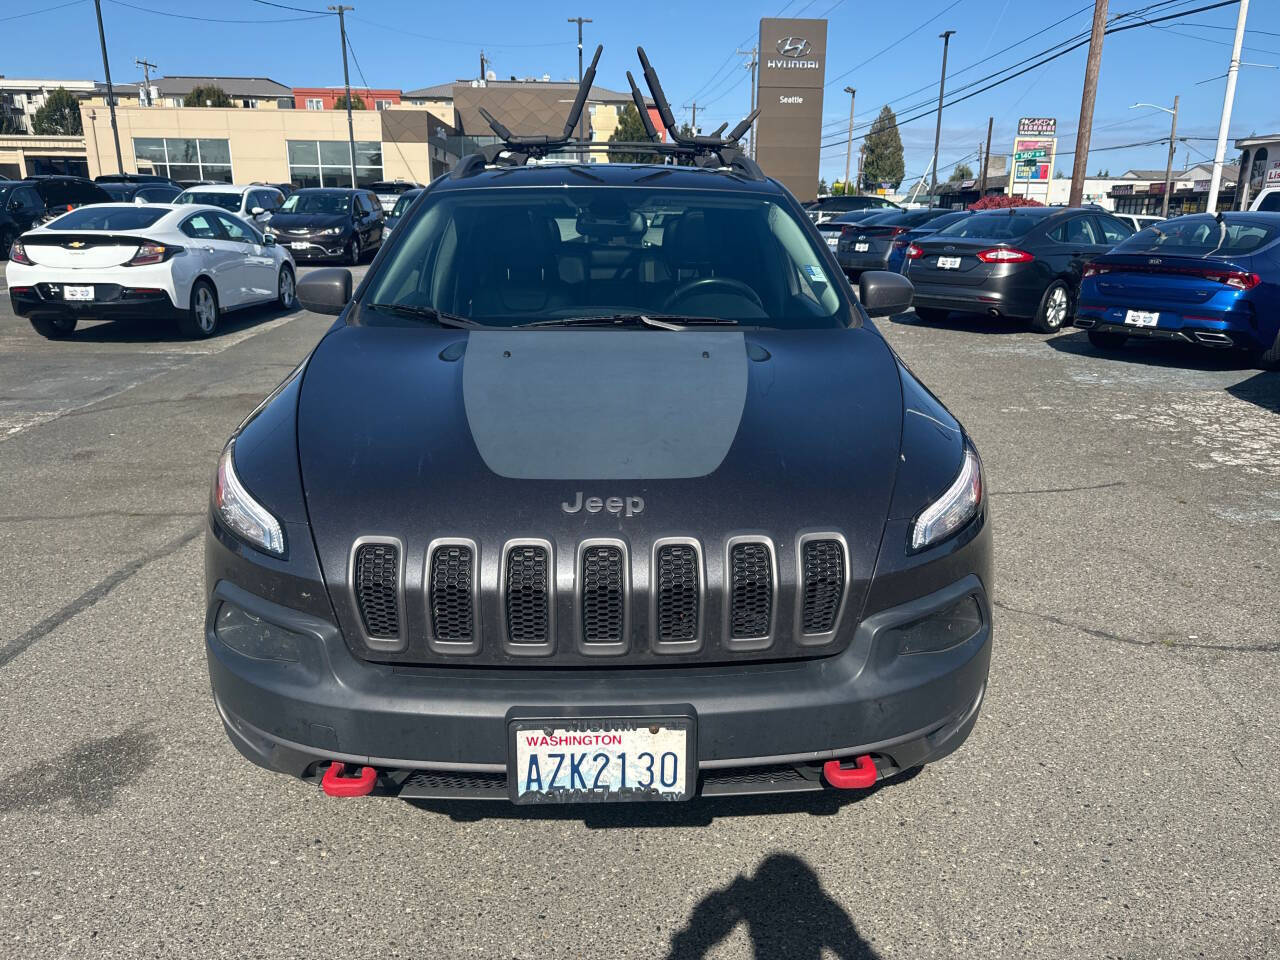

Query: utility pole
[856,144,864,193]
[568,16,592,159]
[842,87,856,195]
[479,49,487,82]
[1161,96,1179,219]
[929,30,956,200]
[684,101,697,134]
[1207,0,1249,213]
[329,5,357,188]
[92,0,123,174]
[1069,0,1109,208]
[737,47,758,158]
[980,116,993,194]
[135,57,156,107]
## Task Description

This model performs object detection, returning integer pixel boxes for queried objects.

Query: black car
[815,209,899,255]
[806,194,900,224]
[263,187,384,264]
[369,179,426,214]
[836,208,953,277]
[906,206,1135,332]
[96,180,183,204]
[204,117,993,804]
[0,177,112,258]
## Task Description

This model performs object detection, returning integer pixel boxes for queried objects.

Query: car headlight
[213,441,285,556]
[321,226,343,236]
[911,444,982,551]
[263,224,277,235]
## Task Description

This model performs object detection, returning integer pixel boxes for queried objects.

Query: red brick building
[292,87,402,111]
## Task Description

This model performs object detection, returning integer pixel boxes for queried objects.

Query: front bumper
[206,565,993,798]
[9,283,181,320]
[273,236,348,260]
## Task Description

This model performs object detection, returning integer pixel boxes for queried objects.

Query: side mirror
[250,206,266,216]
[262,233,276,246]
[858,270,914,318]
[297,267,353,316]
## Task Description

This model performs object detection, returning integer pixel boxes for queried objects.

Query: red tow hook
[823,754,878,790]
[320,761,377,797]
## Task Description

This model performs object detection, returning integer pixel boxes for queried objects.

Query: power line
[246,0,332,13]
[1,0,85,21]
[107,0,328,22]
[343,29,422,183]
[825,0,969,88]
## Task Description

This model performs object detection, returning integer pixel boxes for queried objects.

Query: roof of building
[154,76,293,98]
[1235,133,1280,148]
[404,79,642,105]
[0,78,96,90]
[1121,165,1240,181]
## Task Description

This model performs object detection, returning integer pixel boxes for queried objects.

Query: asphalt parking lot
[1,260,1277,959]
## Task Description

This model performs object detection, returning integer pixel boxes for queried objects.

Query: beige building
[0,133,88,179]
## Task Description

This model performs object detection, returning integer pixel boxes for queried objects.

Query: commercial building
[293,87,402,111]
[0,78,97,134]
[1106,164,1239,216]
[1236,134,1280,208]
[152,76,294,110]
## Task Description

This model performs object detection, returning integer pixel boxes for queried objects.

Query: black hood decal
[462,330,748,480]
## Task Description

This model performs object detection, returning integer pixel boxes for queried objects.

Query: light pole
[842,87,856,195]
[1131,99,1178,218]
[930,31,956,200]
[568,17,592,160]
[328,5,357,188]
[1207,0,1249,213]
[92,0,124,174]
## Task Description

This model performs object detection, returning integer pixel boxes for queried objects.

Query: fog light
[886,595,983,655]
[214,602,304,662]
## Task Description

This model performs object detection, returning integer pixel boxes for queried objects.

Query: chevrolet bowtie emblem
[68,241,86,248]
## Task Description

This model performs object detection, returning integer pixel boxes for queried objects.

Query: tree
[184,85,232,107]
[818,177,830,195]
[31,87,82,135]
[948,162,974,182]
[334,93,367,110]
[608,103,652,163]
[861,105,903,190]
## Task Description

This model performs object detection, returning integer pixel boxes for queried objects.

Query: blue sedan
[1075,212,1280,368]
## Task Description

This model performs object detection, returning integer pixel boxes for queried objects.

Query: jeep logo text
[562,492,645,517]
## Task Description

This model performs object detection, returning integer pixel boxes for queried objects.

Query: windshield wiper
[367,303,484,329]
[524,314,740,330]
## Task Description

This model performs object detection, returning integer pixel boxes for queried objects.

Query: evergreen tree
[948,162,974,182]
[184,85,232,107]
[608,103,652,163]
[818,177,830,195]
[334,93,367,110]
[31,87,82,135]
[861,106,903,190]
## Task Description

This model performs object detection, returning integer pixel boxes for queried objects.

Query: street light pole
[329,5,357,188]
[1131,99,1179,218]
[929,31,956,200]
[1207,0,1249,213]
[568,17,592,159]
[92,0,124,174]
[842,87,856,195]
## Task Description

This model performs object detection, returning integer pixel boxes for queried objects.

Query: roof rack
[453,45,764,181]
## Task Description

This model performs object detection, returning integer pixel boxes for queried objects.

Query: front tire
[1088,329,1127,351]
[276,265,296,309]
[346,235,361,266]
[1031,280,1072,333]
[179,279,219,339]
[29,315,78,340]
[913,307,950,323]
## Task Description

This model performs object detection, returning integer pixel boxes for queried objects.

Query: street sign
[1014,149,1048,161]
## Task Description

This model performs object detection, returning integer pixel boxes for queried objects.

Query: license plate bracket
[290,241,308,251]
[1124,309,1159,328]
[937,255,961,270]
[63,285,94,301]
[508,713,696,804]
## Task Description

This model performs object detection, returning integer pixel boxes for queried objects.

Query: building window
[306,98,324,110]
[375,99,393,111]
[133,137,233,182]
[286,139,382,187]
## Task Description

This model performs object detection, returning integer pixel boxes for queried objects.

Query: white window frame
[306,98,324,110]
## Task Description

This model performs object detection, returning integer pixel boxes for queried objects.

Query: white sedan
[7,203,296,339]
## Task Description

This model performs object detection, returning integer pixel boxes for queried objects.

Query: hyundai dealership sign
[756,18,828,202]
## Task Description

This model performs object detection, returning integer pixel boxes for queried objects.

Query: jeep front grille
[505,545,551,644]
[354,542,400,640]
[581,545,625,644]
[729,542,773,640]
[800,538,845,635]
[429,544,475,644]
[654,542,700,645]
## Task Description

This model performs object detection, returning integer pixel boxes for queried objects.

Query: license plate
[63,285,94,301]
[937,256,962,269]
[510,717,694,803]
[290,241,309,250]
[825,236,838,248]
[854,242,870,252]
[1124,309,1159,328]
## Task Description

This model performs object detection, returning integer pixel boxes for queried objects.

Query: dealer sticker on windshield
[510,717,694,803]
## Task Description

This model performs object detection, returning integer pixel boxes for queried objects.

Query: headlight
[911,444,982,551]
[213,441,285,556]
[263,224,277,235]
[321,226,343,236]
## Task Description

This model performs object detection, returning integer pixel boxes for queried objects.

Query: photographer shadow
[666,852,881,960]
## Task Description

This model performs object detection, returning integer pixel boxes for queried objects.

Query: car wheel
[179,279,220,339]
[914,307,950,323]
[347,236,361,266]
[1031,280,1072,333]
[1087,330,1127,351]
[29,315,78,340]
[1250,329,1280,370]
[277,265,296,309]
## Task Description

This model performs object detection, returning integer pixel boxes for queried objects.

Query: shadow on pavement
[1226,368,1280,413]
[666,853,881,960]
[1045,328,1262,372]
[30,302,301,345]
[888,309,1032,336]
[406,768,920,828]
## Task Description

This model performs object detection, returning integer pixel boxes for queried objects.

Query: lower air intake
[429,544,474,644]
[505,545,550,644]
[801,539,844,635]
[354,542,400,639]
[655,543,699,644]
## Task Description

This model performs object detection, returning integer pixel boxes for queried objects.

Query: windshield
[935,210,1052,241]
[362,186,848,329]
[46,206,168,231]
[1116,215,1277,257]
[919,211,969,232]
[389,190,422,219]
[281,192,351,214]
[175,190,241,212]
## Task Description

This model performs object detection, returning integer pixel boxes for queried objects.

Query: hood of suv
[268,212,348,232]
[295,323,905,664]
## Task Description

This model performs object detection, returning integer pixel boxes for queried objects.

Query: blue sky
[4,0,1278,185]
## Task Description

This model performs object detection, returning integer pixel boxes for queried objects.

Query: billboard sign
[1018,117,1056,136]
[1267,159,1280,187]
[1012,137,1055,182]
[755,17,828,203]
